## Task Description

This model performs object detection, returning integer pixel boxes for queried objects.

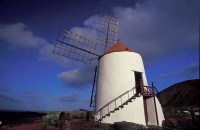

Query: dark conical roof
[104,42,135,55]
[99,42,141,60]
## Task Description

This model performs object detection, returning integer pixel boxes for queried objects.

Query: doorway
[134,71,142,95]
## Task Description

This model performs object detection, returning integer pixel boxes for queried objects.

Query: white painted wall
[101,96,146,125]
[146,97,157,125]
[95,51,148,125]
[155,97,165,126]
[146,97,165,126]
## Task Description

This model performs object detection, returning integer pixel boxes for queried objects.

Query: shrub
[162,118,178,129]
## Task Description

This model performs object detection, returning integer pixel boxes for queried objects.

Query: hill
[157,79,199,107]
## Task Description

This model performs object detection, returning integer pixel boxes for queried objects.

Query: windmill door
[134,71,142,95]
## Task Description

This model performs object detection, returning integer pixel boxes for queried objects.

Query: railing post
[100,110,101,121]
[152,81,155,95]
[128,91,129,99]
[140,79,143,95]
[152,81,159,125]
[108,104,109,113]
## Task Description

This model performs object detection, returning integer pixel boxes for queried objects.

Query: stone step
[110,110,115,113]
[114,108,120,111]
[134,94,141,97]
[130,96,136,99]
[122,102,128,105]
[119,105,124,108]
[127,99,132,102]
[106,113,110,116]
[102,115,106,119]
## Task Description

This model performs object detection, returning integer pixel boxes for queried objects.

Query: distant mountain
[157,79,199,107]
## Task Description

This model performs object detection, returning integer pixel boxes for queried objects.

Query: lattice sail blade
[53,28,99,64]
[97,13,119,52]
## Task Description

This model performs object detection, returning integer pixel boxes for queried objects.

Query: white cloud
[63,0,199,63]
[38,44,77,67]
[70,27,97,42]
[0,23,48,49]
[58,65,95,88]
[83,15,99,29]
[68,14,99,43]
[56,0,199,88]
[113,0,199,61]
[0,22,79,67]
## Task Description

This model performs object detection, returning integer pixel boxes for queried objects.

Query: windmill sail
[97,13,119,52]
[53,28,99,64]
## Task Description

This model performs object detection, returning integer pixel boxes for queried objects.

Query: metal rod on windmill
[97,13,119,53]
[105,14,110,52]
[53,13,118,64]
[53,28,100,64]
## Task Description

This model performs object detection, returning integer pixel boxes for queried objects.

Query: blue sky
[0,0,199,111]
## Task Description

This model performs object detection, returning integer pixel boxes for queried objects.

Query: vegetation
[43,111,60,127]
[163,107,192,119]
[162,118,178,129]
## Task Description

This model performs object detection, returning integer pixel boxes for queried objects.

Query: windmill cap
[104,42,135,54]
[99,42,141,59]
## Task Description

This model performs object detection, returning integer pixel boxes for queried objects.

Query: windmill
[53,13,164,126]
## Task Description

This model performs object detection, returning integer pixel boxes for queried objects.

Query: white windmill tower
[53,13,164,126]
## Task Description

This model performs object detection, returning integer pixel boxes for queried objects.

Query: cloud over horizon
[22,90,41,99]
[0,94,24,103]
[54,93,79,102]
[113,0,199,62]
[0,87,11,92]
[0,23,48,49]
[0,22,79,67]
[161,62,199,78]
[58,65,95,88]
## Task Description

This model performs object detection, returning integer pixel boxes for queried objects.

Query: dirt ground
[1,119,115,130]
[2,122,43,130]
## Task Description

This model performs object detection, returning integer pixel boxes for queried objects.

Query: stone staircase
[96,80,160,124]
[97,86,141,122]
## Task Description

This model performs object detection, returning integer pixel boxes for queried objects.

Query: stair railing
[96,85,140,121]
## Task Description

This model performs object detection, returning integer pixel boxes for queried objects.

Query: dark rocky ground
[69,120,162,130]
[157,79,199,107]
[70,120,115,130]
[1,118,199,130]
